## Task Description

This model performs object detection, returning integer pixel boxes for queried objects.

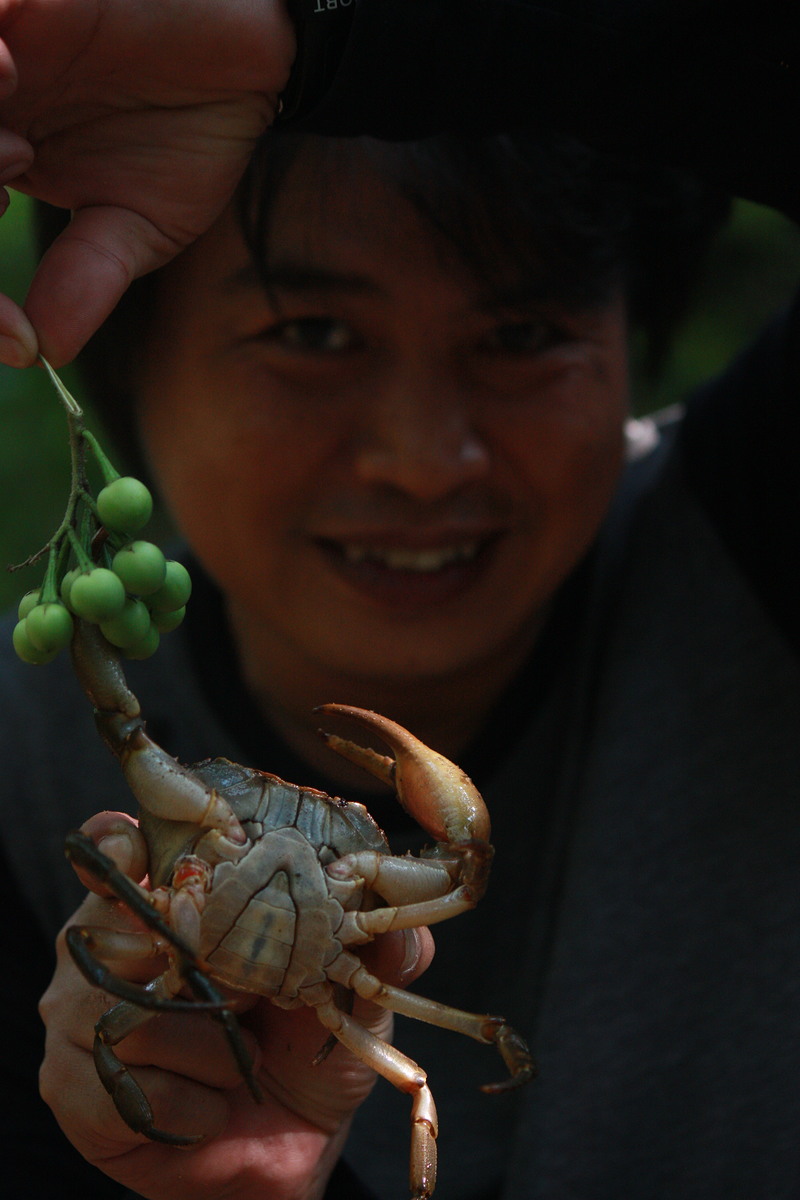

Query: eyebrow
[475,280,557,313]
[223,261,591,316]
[223,261,382,297]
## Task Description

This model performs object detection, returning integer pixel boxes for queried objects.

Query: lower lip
[315,540,496,613]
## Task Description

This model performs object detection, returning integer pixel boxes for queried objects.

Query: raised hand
[0,0,295,366]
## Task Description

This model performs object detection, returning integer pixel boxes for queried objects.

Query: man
[1,3,799,1199]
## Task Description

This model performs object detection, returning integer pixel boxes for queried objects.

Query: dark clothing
[3,2,800,1197]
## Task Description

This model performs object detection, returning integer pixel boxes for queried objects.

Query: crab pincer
[315,703,491,845]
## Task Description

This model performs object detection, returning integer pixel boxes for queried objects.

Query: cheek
[498,366,628,564]
[142,360,296,509]
[506,398,626,507]
[141,392,334,609]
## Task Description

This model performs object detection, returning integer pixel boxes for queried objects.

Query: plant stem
[37,357,92,564]
[81,429,120,485]
[38,355,83,417]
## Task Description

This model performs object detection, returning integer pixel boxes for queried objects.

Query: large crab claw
[315,703,490,846]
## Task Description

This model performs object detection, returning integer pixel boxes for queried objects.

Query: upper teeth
[342,543,479,572]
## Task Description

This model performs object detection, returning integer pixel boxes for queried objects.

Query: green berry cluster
[11,360,191,665]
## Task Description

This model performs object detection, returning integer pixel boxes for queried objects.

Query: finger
[41,1023,231,1155]
[0,131,37,365]
[360,926,436,989]
[0,40,17,98]
[69,813,148,896]
[24,204,185,365]
[107,1009,261,1092]
[76,812,149,893]
[56,889,168,989]
[0,127,33,179]
[0,288,37,366]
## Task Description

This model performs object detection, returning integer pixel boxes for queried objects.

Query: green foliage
[634,201,800,411]
[0,194,87,608]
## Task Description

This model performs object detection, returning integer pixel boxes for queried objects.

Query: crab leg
[326,952,536,1093]
[328,848,479,903]
[71,621,245,844]
[306,985,439,1199]
[92,979,204,1146]
[316,704,491,845]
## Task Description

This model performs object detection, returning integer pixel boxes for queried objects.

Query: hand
[40,812,434,1200]
[0,0,296,367]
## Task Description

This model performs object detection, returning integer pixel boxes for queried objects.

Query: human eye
[262,316,357,354]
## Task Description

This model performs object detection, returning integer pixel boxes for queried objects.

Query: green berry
[17,589,41,621]
[69,568,127,623]
[60,567,81,607]
[111,541,167,596]
[25,601,74,653]
[96,476,153,535]
[149,561,192,612]
[100,597,152,648]
[12,619,59,665]
[151,605,186,633]
[123,622,161,660]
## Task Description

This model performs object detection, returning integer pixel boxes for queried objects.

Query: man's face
[137,145,629,701]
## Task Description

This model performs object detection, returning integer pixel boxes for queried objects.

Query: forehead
[254,143,484,287]
[241,136,623,315]
[165,158,470,315]
[171,137,617,320]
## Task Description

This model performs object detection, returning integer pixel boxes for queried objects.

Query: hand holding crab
[55,618,534,1198]
[41,815,432,1200]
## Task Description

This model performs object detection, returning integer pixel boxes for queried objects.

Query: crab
[64,620,535,1198]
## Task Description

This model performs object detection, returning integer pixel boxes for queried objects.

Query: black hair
[241,131,729,349]
[35,127,729,468]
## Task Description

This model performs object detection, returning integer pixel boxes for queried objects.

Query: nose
[353,374,490,501]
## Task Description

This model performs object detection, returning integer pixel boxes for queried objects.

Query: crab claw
[315,703,490,845]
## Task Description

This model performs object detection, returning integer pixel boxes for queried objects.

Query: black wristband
[277,0,357,124]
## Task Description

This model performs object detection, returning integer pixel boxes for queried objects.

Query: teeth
[342,542,479,572]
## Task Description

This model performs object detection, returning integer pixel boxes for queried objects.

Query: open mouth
[339,541,482,573]
[315,535,498,608]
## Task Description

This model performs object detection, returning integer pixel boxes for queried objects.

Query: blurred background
[2,188,800,612]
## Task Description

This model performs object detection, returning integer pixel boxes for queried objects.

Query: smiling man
[4,110,800,1200]
[134,137,631,771]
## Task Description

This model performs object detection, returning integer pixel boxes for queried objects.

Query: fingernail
[97,833,133,876]
[400,929,423,980]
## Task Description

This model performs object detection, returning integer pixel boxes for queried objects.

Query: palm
[0,0,295,363]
